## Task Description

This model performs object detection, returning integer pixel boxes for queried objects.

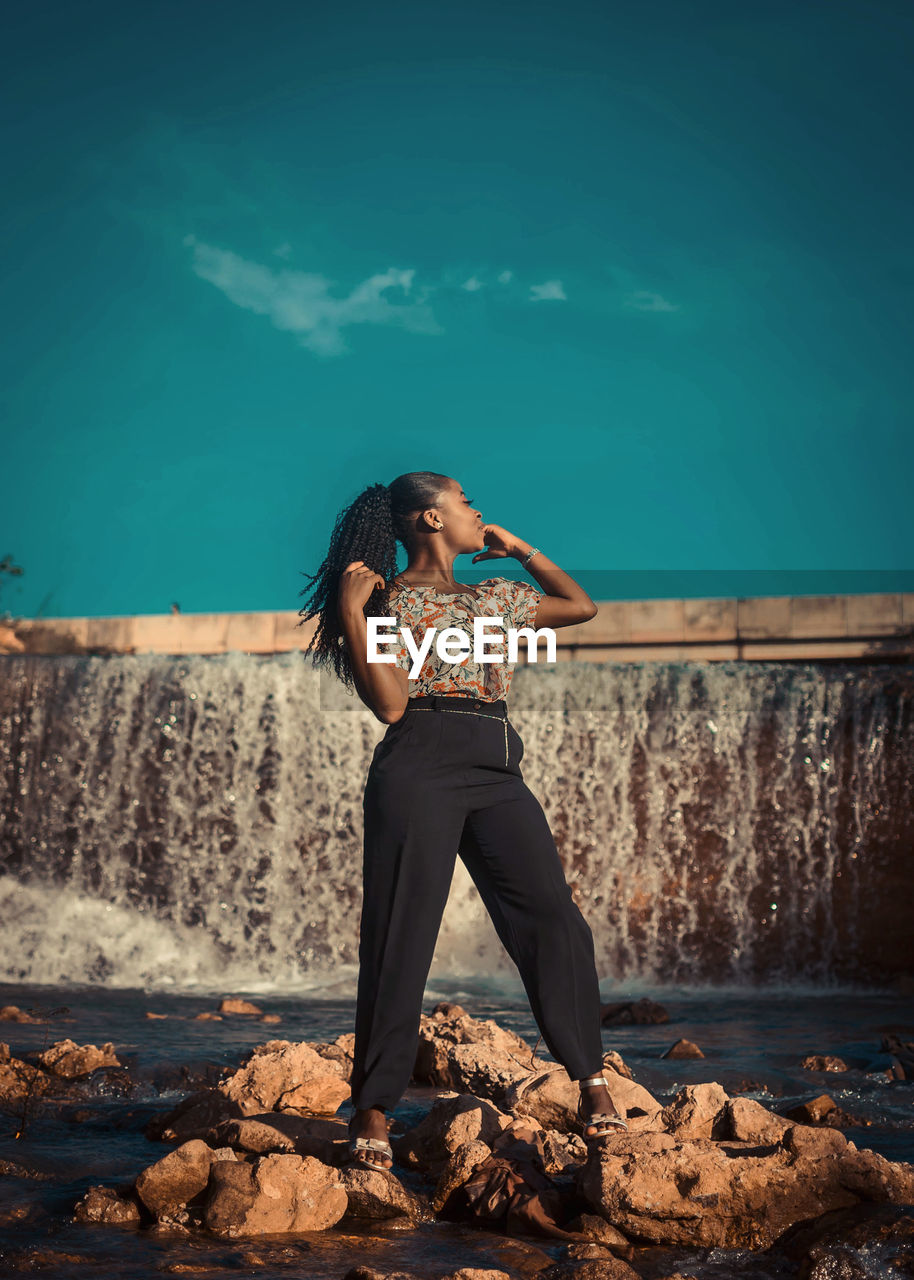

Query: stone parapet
[3,592,913,661]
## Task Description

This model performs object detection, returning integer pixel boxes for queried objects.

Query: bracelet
[520,547,541,569]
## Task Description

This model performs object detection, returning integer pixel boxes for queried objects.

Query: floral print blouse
[385,576,542,702]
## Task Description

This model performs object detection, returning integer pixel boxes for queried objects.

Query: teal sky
[2,0,912,620]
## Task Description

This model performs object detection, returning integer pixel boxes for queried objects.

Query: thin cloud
[530,279,567,302]
[461,276,484,292]
[184,236,443,356]
[624,289,679,313]
[497,270,513,284]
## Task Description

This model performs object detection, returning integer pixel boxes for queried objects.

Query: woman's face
[436,479,485,552]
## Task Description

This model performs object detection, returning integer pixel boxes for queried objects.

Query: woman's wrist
[510,540,535,560]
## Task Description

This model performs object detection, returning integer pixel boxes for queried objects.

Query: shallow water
[1,979,912,1278]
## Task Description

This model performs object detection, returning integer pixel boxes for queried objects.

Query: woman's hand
[338,561,385,615]
[472,524,525,563]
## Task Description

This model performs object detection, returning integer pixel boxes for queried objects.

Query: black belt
[407,694,507,720]
[406,694,510,763]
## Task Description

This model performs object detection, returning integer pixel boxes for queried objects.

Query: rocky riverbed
[2,989,914,1278]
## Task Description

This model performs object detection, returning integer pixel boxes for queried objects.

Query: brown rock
[0,1006,42,1023]
[194,1012,223,1020]
[310,1031,355,1078]
[38,1038,121,1078]
[659,1083,729,1140]
[134,1139,214,1215]
[260,1014,282,1024]
[414,1008,546,1099]
[782,1094,855,1128]
[0,1054,51,1105]
[73,1186,142,1226]
[662,1038,705,1060]
[218,998,263,1015]
[602,1050,633,1081]
[538,1254,642,1279]
[206,1113,341,1165]
[800,1054,848,1072]
[577,1130,914,1250]
[218,1040,350,1116]
[397,1093,513,1175]
[433,1139,497,1212]
[600,999,669,1025]
[204,1153,348,1235]
[145,1012,168,1020]
[723,1097,791,1145]
[145,1088,243,1143]
[504,1068,662,1139]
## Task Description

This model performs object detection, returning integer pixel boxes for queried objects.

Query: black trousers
[350,693,605,1111]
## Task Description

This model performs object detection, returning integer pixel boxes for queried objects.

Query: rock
[0,1053,51,1105]
[145,1011,168,1019]
[577,1129,914,1250]
[600,999,669,1025]
[396,1093,513,1175]
[414,1008,547,1100]
[659,1083,730,1140]
[723,1097,791,1145]
[538,1255,642,1279]
[260,1014,282,1024]
[765,1202,914,1271]
[341,1159,434,1223]
[433,1139,496,1212]
[73,1186,142,1226]
[203,1153,348,1235]
[0,624,26,654]
[0,1006,41,1024]
[206,1113,341,1164]
[661,1038,704,1060]
[134,1139,215,1215]
[504,1067,662,1138]
[37,1039,121,1078]
[781,1094,856,1128]
[194,1012,223,1020]
[565,1213,633,1251]
[218,998,263,1015]
[310,1032,355,1078]
[145,1088,243,1143]
[881,1034,914,1080]
[800,1054,848,1072]
[602,1051,633,1081]
[218,1040,350,1115]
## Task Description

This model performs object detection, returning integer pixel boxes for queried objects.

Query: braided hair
[297,471,451,691]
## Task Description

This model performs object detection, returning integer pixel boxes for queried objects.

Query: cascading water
[1,654,911,993]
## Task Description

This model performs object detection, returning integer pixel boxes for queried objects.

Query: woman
[299,471,627,1172]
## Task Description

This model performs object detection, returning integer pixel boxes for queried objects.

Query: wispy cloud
[497,270,513,284]
[184,236,443,356]
[624,289,679,313]
[461,276,484,292]
[530,279,567,302]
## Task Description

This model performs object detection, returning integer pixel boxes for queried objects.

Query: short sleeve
[509,580,542,631]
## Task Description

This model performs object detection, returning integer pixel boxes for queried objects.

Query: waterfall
[1,654,910,993]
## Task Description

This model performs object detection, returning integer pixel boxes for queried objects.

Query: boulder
[206,1113,341,1164]
[396,1093,513,1174]
[134,1139,214,1215]
[504,1067,662,1137]
[800,1055,848,1073]
[659,1083,730,1140]
[37,1039,121,1078]
[577,1128,914,1250]
[217,998,263,1015]
[218,1040,350,1116]
[661,1038,704,1060]
[73,1186,142,1225]
[203,1153,348,1236]
[599,999,669,1025]
[414,1007,546,1100]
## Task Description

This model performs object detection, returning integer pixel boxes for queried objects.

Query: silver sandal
[346,1116,394,1172]
[577,1073,628,1143]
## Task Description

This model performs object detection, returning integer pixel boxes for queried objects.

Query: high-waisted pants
[350,693,605,1112]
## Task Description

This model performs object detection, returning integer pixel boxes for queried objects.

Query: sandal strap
[351,1137,393,1155]
[578,1074,609,1088]
[585,1113,628,1129]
